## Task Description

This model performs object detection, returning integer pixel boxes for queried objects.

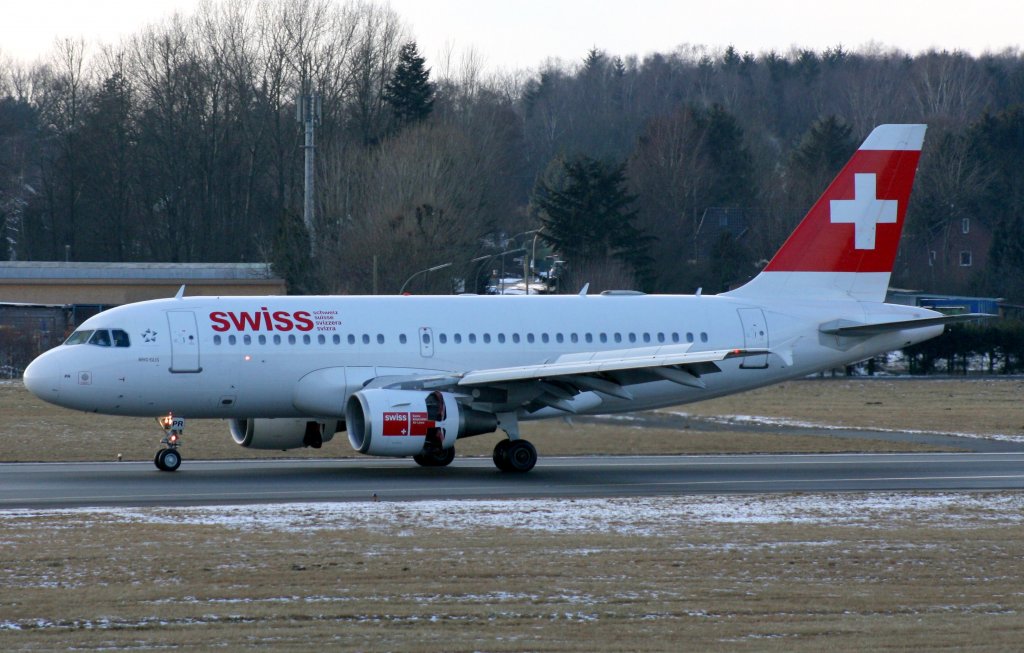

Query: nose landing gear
[154,413,184,472]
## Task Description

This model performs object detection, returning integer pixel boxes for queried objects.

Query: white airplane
[23,124,981,473]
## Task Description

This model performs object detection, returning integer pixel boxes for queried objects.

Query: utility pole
[296,89,321,252]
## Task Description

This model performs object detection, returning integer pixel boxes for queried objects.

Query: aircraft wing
[458,346,761,385]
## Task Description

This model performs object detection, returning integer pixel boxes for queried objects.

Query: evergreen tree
[533,156,652,287]
[272,208,317,294]
[384,42,434,130]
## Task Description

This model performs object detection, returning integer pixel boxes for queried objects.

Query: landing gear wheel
[493,439,537,473]
[414,446,456,468]
[492,439,512,471]
[155,448,182,472]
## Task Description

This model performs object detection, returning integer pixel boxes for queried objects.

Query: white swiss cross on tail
[829,173,898,250]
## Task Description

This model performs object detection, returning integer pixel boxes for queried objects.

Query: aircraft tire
[414,446,455,467]
[503,440,537,473]
[156,448,182,472]
[492,440,512,471]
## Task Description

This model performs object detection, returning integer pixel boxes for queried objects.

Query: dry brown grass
[6,376,1019,463]
[3,378,1024,650]
[2,501,1024,651]
[682,376,1024,435]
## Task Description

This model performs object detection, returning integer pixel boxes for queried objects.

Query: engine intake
[345,389,497,457]
[229,418,334,450]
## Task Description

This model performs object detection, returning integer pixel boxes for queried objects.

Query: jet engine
[229,417,334,450]
[345,389,497,457]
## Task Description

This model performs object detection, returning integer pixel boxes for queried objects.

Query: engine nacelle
[229,417,334,450]
[345,389,497,457]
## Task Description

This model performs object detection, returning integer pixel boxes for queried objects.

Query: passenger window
[700,332,708,343]
[599,333,608,343]
[469,333,477,344]
[243,334,252,345]
[318,334,326,345]
[112,330,130,347]
[439,333,448,344]
[657,332,665,343]
[399,334,407,344]
[571,333,579,343]
[454,333,463,344]
[542,333,550,343]
[303,334,311,345]
[88,330,111,347]
[332,334,341,345]
[362,334,370,344]
[498,333,506,343]
[585,333,593,343]
[628,333,636,343]
[687,332,694,343]
[228,335,237,345]
[377,334,385,344]
[643,333,651,343]
[349,334,356,345]
[422,333,431,344]
[288,334,296,345]
[527,333,535,343]
[671,333,680,343]
[273,334,282,345]
[556,333,564,343]
[64,330,94,345]
[483,333,492,344]
[214,335,222,345]
[259,334,267,345]
[512,333,521,343]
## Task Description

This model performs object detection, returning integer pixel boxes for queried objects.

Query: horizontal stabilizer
[819,313,995,337]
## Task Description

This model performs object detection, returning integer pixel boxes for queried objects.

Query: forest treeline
[2,0,1024,300]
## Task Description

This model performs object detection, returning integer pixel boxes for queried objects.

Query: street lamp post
[399,262,453,295]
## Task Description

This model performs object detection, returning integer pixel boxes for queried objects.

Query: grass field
[2,377,1024,651]
[3,494,1024,651]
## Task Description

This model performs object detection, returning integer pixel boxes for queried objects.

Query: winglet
[175,285,186,300]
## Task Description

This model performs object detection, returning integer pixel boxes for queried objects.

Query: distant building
[0,263,286,372]
[897,217,993,294]
[0,262,285,323]
[886,288,1003,316]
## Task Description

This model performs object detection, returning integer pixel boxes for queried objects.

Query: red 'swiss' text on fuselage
[209,308,315,332]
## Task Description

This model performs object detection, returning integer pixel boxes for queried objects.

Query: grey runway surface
[3,453,1024,509]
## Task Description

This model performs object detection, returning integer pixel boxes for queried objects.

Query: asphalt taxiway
[3,453,1024,509]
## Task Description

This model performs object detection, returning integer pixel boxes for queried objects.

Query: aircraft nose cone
[23,354,60,401]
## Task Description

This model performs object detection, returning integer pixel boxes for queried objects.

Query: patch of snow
[3,493,1024,537]
[667,411,1024,443]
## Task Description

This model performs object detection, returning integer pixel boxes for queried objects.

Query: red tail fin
[727,124,926,301]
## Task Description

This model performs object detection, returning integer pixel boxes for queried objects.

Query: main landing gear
[154,413,185,472]
[413,444,456,467]
[492,439,537,473]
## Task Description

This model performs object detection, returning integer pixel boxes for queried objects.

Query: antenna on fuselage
[174,285,186,300]
[578,283,590,297]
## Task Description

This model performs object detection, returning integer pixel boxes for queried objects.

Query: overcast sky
[2,0,1021,72]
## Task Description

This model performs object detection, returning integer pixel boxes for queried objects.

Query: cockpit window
[88,330,112,347]
[64,330,94,345]
[111,329,130,347]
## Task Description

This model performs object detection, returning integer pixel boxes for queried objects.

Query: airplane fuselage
[25,292,942,420]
